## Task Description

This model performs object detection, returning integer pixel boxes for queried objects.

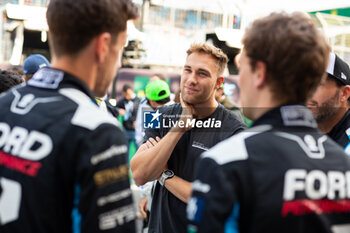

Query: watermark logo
[143,108,223,130]
[143,110,162,129]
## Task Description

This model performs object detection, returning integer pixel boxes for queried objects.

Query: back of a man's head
[0,70,23,93]
[46,0,138,57]
[243,12,330,104]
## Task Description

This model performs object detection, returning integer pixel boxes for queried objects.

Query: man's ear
[95,32,111,64]
[216,77,224,89]
[340,85,350,103]
[254,61,267,88]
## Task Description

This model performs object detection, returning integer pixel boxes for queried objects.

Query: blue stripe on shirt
[225,203,240,233]
[71,184,82,233]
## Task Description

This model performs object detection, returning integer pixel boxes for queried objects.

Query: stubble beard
[314,90,340,123]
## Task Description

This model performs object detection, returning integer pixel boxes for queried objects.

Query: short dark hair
[0,70,23,93]
[122,84,132,93]
[243,12,330,103]
[6,65,24,76]
[47,0,138,57]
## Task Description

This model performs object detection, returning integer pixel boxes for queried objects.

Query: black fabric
[145,103,246,233]
[189,105,350,233]
[327,109,350,149]
[105,100,120,118]
[116,97,140,130]
[0,68,135,233]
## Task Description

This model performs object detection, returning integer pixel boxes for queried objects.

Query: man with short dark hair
[117,84,140,148]
[0,70,23,93]
[187,12,350,233]
[131,42,246,233]
[308,52,350,154]
[0,0,138,233]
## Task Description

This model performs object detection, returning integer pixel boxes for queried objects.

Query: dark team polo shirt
[144,103,246,233]
[328,109,350,155]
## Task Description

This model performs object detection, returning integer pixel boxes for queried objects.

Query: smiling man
[130,43,246,233]
[308,52,350,154]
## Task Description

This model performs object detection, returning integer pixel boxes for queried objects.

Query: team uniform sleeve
[75,124,136,233]
[187,157,238,233]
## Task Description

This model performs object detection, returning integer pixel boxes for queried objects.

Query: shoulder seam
[202,125,272,165]
[59,88,119,131]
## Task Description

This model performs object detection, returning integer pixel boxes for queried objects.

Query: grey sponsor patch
[99,204,135,230]
[27,68,64,89]
[280,105,317,128]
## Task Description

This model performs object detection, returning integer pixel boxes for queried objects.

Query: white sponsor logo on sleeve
[97,189,132,206]
[91,145,128,165]
[192,180,211,193]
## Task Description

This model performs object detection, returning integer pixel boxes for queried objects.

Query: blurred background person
[95,95,121,120]
[117,84,140,150]
[6,65,24,77]
[136,79,173,232]
[23,54,50,81]
[144,79,172,109]
[0,64,24,78]
[215,82,245,123]
[0,70,24,94]
[135,74,168,147]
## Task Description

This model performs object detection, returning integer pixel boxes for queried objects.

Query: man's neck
[51,53,97,91]
[318,107,349,133]
[248,91,283,121]
[192,98,218,119]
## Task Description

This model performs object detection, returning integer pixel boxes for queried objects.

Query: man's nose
[187,72,198,85]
